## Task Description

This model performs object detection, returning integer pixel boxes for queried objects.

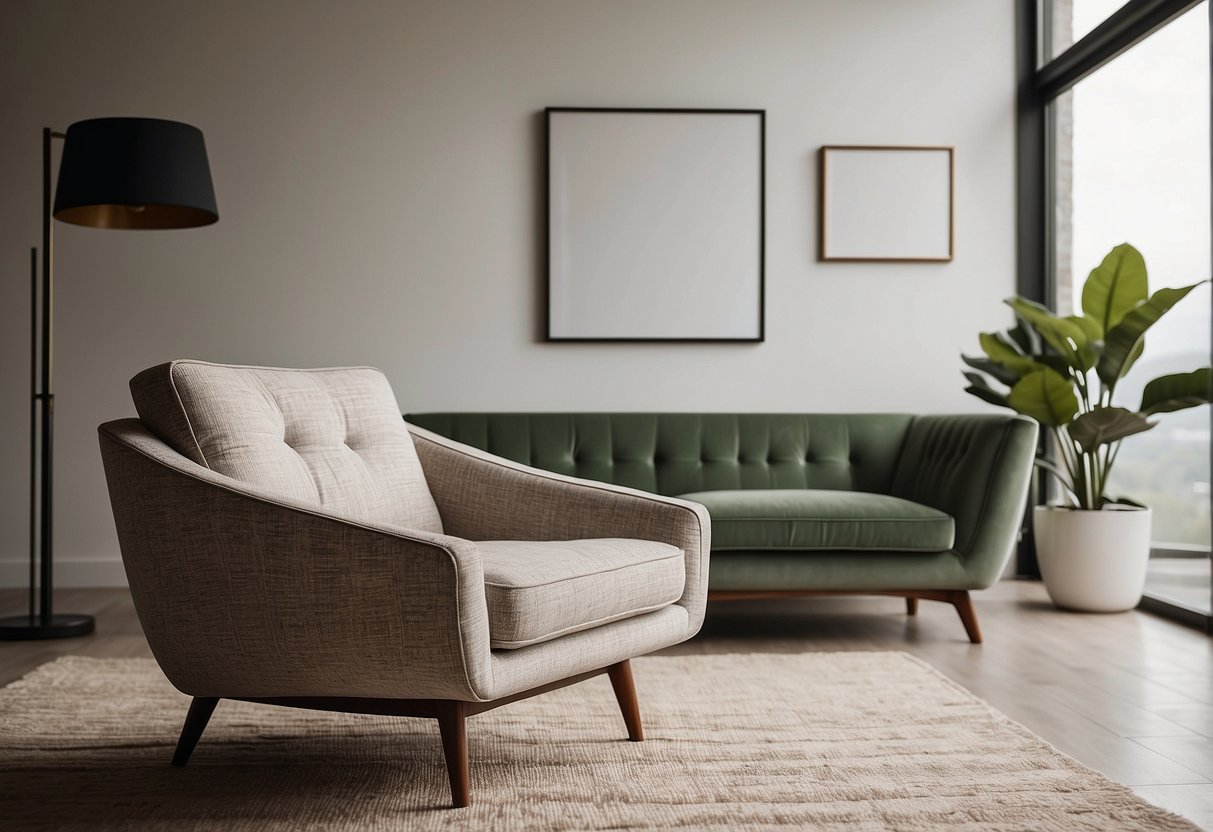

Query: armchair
[98,361,709,808]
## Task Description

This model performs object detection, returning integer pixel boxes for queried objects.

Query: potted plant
[961,243,1211,611]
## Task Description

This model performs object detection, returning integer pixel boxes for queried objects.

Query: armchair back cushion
[130,360,443,532]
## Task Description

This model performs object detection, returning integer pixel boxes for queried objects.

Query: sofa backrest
[405,413,916,496]
[131,360,443,532]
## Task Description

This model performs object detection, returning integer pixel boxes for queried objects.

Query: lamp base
[0,613,95,640]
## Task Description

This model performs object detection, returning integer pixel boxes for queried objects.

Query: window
[1050,0,1133,57]
[1035,0,1212,621]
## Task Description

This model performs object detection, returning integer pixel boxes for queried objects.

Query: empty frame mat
[820,146,954,262]
[547,108,764,341]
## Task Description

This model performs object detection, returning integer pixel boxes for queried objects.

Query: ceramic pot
[1033,505,1152,612]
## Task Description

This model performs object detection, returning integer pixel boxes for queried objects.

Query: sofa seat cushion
[476,539,685,649]
[677,489,955,553]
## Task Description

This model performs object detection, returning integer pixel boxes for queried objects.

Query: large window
[1038,0,1212,620]
[1051,1,1132,55]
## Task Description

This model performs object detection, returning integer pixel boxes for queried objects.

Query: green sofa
[405,413,1038,642]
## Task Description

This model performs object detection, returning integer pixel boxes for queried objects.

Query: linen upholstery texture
[99,420,487,701]
[478,539,685,648]
[100,415,706,701]
[407,425,712,635]
[406,413,1037,592]
[130,361,442,532]
[679,489,955,552]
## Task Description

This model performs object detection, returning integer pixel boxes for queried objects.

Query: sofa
[406,413,1038,643]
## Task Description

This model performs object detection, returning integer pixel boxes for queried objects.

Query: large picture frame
[545,107,765,342]
[818,145,955,263]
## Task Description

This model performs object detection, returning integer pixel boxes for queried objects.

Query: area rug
[0,653,1197,831]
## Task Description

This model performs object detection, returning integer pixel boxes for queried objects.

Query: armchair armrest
[407,424,711,635]
[890,414,1037,587]
[98,419,493,702]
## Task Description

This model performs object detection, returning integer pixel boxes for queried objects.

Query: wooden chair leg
[171,697,219,767]
[950,590,983,644]
[905,596,919,616]
[607,660,644,742]
[436,700,470,808]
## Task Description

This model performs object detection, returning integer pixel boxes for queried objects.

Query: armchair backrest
[130,360,442,532]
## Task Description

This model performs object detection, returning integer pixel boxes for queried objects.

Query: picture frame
[545,107,765,342]
[818,145,955,263]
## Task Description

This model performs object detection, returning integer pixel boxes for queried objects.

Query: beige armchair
[98,360,709,808]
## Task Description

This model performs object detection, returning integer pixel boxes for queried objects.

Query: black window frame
[1015,0,1212,631]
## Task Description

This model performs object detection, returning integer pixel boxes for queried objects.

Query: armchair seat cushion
[477,539,685,649]
[677,489,955,553]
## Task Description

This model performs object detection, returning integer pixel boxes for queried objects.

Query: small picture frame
[819,145,955,262]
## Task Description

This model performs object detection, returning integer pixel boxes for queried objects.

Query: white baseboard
[0,558,127,588]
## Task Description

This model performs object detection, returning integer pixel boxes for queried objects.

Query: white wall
[0,0,1017,587]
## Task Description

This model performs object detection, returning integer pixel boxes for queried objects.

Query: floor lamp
[0,117,218,641]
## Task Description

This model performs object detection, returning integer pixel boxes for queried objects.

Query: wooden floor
[2,580,1212,829]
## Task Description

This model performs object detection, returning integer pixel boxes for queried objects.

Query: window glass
[1050,0,1130,58]
[1052,2,1210,610]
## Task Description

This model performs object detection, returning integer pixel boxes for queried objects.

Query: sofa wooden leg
[436,700,470,808]
[607,660,644,742]
[949,591,982,644]
[171,697,219,767]
[905,596,919,616]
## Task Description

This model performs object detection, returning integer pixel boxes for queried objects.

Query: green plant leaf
[1007,319,1041,356]
[1081,243,1148,336]
[1098,283,1204,386]
[1067,407,1155,453]
[1065,315,1102,371]
[979,332,1041,376]
[1065,314,1103,343]
[1006,368,1080,427]
[1139,368,1213,415]
[1036,355,1076,377]
[1123,339,1145,377]
[1033,456,1072,486]
[963,371,1010,408]
[1034,458,1080,507]
[1007,298,1094,371]
[962,354,1020,387]
[1099,495,1148,509]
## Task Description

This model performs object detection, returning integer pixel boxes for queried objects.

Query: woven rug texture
[0,652,1198,831]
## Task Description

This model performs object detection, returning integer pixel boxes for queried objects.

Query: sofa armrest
[408,424,711,635]
[890,414,1038,588]
[98,419,494,702]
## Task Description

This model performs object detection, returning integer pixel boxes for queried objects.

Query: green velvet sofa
[405,413,1038,643]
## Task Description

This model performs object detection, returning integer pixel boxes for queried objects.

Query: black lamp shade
[53,117,218,230]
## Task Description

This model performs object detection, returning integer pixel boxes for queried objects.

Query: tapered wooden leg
[171,697,219,767]
[436,701,470,808]
[607,660,644,742]
[905,596,919,616]
[950,590,982,644]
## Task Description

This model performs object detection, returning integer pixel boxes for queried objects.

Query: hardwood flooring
[2,580,1211,828]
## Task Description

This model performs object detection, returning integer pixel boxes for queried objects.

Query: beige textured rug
[0,653,1197,831]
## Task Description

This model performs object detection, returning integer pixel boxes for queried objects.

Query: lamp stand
[0,128,95,641]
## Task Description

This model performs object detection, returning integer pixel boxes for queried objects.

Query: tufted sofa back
[131,361,443,532]
[406,413,917,496]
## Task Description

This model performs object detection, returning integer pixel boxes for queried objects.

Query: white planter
[1033,505,1153,613]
